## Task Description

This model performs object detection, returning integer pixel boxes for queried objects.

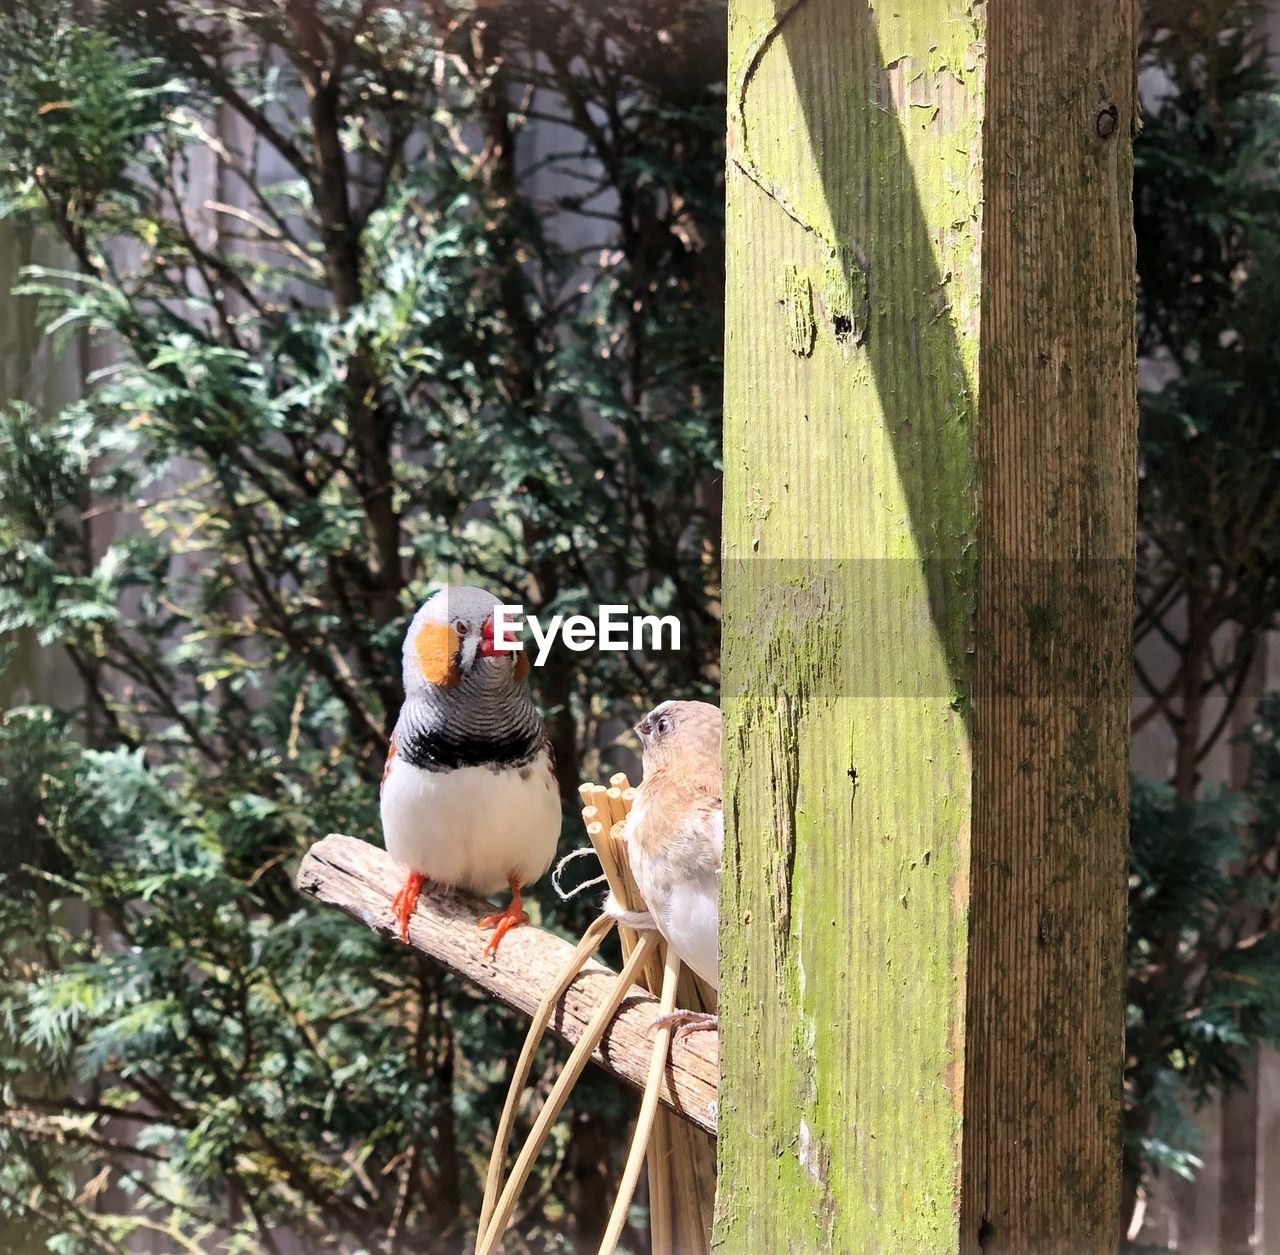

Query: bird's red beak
[478,614,498,657]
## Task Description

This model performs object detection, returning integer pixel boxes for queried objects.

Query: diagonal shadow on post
[723,7,1134,1254]
[718,4,985,1251]
[730,0,980,713]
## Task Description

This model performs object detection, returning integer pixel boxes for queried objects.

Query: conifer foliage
[0,2,724,1249]
[1124,2,1280,1237]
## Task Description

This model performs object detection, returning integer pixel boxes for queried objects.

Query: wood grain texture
[294,835,718,1135]
[963,5,1136,1253]
[720,1,1135,1252]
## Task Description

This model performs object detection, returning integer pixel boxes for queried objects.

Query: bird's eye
[454,619,469,636]
[656,715,670,735]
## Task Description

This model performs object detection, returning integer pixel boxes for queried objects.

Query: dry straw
[474,775,714,1255]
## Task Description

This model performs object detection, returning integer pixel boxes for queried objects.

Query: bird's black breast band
[397,723,542,772]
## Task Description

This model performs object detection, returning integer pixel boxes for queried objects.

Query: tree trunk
[719,3,1136,1253]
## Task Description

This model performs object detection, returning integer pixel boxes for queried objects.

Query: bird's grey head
[401,585,528,700]
[635,699,721,771]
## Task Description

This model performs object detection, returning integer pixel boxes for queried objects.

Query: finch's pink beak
[477,614,498,657]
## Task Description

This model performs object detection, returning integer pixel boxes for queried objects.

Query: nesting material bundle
[579,777,715,1255]
[474,775,714,1255]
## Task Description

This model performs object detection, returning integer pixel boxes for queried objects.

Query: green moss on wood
[783,265,816,357]
[721,1,1135,1251]
[720,2,983,1250]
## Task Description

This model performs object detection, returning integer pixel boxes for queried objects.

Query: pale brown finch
[610,699,721,1035]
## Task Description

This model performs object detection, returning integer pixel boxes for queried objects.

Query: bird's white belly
[652,880,719,990]
[627,848,720,992]
[381,754,561,896]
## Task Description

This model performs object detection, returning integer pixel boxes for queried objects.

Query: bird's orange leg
[391,871,425,943]
[477,873,529,958]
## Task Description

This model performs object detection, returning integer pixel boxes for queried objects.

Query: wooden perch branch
[295,834,718,1135]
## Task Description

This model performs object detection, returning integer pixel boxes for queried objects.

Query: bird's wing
[671,795,722,878]
[542,732,558,788]
[381,736,397,792]
[657,803,722,991]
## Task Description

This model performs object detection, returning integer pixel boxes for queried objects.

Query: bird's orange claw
[477,875,528,959]
[391,871,424,943]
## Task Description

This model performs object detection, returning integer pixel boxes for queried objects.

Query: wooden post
[720,4,1136,1253]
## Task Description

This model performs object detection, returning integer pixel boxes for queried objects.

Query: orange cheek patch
[414,622,460,687]
[515,651,530,683]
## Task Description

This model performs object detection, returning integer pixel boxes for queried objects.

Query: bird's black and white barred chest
[393,683,547,774]
[395,718,545,773]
